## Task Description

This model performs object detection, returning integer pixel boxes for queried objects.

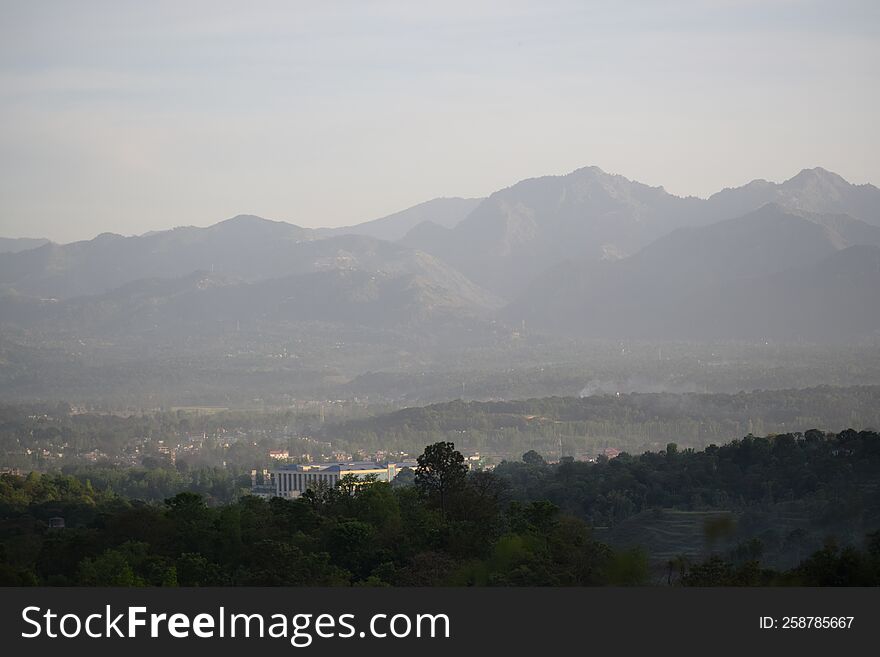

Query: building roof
[275,461,418,473]
[275,461,389,473]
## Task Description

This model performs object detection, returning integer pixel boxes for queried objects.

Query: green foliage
[2,431,880,587]
[522,450,546,466]
[77,548,142,587]
[605,548,650,586]
[415,442,468,516]
[494,429,880,533]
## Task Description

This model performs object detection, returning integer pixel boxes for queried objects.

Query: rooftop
[275,461,395,473]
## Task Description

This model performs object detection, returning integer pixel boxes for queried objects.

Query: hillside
[0,215,315,299]
[0,236,501,337]
[505,205,880,341]
[0,237,49,254]
[707,167,880,226]
[318,197,483,241]
[402,166,705,297]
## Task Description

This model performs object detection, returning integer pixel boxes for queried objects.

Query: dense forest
[2,431,879,586]
[495,428,880,571]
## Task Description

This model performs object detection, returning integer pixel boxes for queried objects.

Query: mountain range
[403,166,880,299]
[2,165,879,343]
[504,203,880,341]
[0,237,49,254]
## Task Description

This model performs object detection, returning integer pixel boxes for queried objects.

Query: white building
[271,461,416,498]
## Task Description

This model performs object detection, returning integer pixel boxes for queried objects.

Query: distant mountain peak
[214,214,301,229]
[785,167,849,188]
[569,164,607,177]
[92,232,124,243]
[222,213,267,222]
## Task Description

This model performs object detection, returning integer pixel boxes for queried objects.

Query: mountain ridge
[2,164,879,343]
[504,203,880,341]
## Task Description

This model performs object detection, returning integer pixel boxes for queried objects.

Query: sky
[1,0,878,243]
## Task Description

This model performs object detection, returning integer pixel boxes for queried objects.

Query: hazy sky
[1,0,878,242]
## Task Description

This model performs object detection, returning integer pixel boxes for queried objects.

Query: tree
[76,549,141,586]
[392,467,415,487]
[522,450,546,466]
[415,442,467,516]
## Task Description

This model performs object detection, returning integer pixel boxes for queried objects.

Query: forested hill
[320,386,880,456]
[495,429,880,572]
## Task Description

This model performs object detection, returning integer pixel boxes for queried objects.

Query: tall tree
[415,442,467,516]
[522,450,547,466]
